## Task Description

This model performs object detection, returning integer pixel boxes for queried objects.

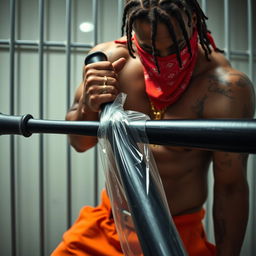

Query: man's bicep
[69,82,84,111]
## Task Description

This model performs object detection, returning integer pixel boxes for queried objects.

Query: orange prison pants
[51,190,216,256]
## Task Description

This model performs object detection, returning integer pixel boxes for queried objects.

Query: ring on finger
[102,84,107,94]
[103,76,108,86]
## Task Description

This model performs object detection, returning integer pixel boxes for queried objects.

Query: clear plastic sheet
[98,93,186,256]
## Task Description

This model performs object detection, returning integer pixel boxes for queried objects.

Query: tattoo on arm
[227,72,254,88]
[208,75,234,99]
[228,72,255,117]
[208,71,254,96]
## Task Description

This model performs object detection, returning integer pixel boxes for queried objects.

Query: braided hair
[122,0,213,71]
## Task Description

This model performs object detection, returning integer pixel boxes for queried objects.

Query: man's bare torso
[85,38,254,216]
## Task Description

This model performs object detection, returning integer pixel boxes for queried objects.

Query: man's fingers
[113,57,127,73]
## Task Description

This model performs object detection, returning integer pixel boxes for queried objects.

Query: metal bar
[0,39,93,49]
[92,0,98,46]
[38,0,45,255]
[93,145,99,206]
[248,1,255,253]
[117,0,124,36]
[1,40,39,46]
[230,50,255,59]
[71,42,93,48]
[92,0,99,206]
[66,0,72,229]
[1,114,256,153]
[201,0,207,13]
[224,0,231,60]
[9,0,17,255]
[247,0,254,81]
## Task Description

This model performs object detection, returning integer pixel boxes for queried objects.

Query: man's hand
[82,57,127,112]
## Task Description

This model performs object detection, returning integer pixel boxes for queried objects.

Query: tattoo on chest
[191,95,208,118]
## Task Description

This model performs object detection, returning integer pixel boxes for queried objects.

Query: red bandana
[134,30,199,111]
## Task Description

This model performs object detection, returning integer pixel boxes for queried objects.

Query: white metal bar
[247,1,255,254]
[66,0,72,229]
[92,0,98,46]
[38,0,45,255]
[9,0,17,255]
[92,0,99,206]
[118,0,124,36]
[201,0,207,13]
[224,0,231,60]
[0,39,93,49]
[247,0,254,81]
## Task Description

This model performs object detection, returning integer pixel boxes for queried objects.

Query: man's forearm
[213,183,249,256]
[66,101,99,152]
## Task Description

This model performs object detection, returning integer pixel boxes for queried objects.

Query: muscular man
[52,1,255,255]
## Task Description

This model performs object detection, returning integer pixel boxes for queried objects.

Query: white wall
[0,0,255,255]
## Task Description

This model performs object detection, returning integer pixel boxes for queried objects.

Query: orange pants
[51,190,216,256]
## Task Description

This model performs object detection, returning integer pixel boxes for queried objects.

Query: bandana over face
[134,30,199,111]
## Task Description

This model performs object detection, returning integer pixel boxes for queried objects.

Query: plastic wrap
[98,93,186,256]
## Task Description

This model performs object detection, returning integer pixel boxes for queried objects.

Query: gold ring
[102,84,107,94]
[103,76,108,86]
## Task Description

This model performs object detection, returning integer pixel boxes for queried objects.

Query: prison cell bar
[9,0,16,256]
[38,0,45,255]
[224,0,231,60]
[66,0,72,231]
[92,0,100,214]
[247,0,256,246]
[201,0,206,13]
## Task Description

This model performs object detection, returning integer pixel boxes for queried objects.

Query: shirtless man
[52,1,255,255]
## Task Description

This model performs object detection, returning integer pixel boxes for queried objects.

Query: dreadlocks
[122,0,213,70]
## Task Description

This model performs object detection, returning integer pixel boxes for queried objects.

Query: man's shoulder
[89,37,130,63]
[191,48,255,119]
[201,65,255,119]
[206,66,254,97]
